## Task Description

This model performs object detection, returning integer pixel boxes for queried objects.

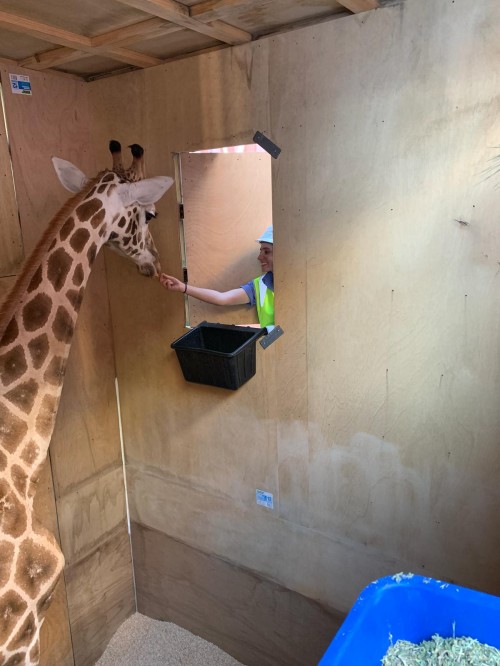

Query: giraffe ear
[117,177,174,207]
[52,157,90,193]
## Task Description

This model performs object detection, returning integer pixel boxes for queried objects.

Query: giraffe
[0,141,173,665]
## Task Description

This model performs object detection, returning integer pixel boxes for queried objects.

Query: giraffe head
[52,142,173,277]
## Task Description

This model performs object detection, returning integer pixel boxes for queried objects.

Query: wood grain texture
[57,466,128,563]
[35,457,74,666]
[88,0,500,641]
[0,99,23,276]
[65,527,135,666]
[132,522,343,666]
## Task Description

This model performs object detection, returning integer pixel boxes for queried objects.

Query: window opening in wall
[173,144,273,329]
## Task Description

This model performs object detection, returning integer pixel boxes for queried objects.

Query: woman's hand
[159,273,184,292]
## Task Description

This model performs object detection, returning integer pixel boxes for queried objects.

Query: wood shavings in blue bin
[318,573,500,665]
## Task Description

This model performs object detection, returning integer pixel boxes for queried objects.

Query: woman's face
[258,242,273,272]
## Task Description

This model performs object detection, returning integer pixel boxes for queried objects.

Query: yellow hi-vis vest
[253,275,274,327]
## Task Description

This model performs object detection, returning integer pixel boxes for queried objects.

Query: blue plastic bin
[318,573,500,665]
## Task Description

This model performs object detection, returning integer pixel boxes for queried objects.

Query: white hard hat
[257,225,273,244]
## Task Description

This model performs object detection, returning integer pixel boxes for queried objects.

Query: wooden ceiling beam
[91,17,181,48]
[100,47,163,68]
[190,0,254,22]
[115,0,251,44]
[0,10,91,50]
[19,48,87,71]
[19,18,181,71]
[336,0,379,12]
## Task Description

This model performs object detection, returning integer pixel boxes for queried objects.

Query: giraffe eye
[145,211,156,223]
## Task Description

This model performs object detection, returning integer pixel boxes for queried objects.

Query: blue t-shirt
[241,271,274,305]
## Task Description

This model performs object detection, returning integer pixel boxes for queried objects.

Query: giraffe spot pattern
[118,216,126,228]
[97,184,107,194]
[0,346,28,388]
[52,306,74,344]
[0,542,14,588]
[66,288,84,311]
[35,395,57,439]
[6,612,36,651]
[3,379,39,414]
[29,641,40,664]
[0,449,6,472]
[27,334,49,370]
[43,357,66,386]
[72,263,85,286]
[91,209,105,229]
[0,404,28,454]
[20,441,39,467]
[36,587,54,617]
[59,217,75,241]
[0,319,18,347]
[11,465,28,497]
[0,479,27,538]
[76,198,102,222]
[22,293,52,333]
[102,173,115,183]
[47,247,72,292]
[3,651,26,665]
[0,590,27,646]
[14,539,59,600]
[69,228,90,253]
[26,266,42,294]
[28,463,44,499]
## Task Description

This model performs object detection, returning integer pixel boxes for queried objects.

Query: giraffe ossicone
[0,142,173,665]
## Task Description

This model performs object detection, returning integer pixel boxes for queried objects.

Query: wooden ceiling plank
[104,47,164,67]
[91,17,180,48]
[19,47,88,70]
[116,0,251,44]
[0,10,91,50]
[19,18,183,73]
[207,19,253,45]
[336,0,379,12]
[190,0,254,21]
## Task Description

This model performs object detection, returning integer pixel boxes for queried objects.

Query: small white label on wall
[256,489,274,509]
[9,74,32,95]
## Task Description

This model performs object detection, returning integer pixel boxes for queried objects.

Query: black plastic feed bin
[171,321,265,390]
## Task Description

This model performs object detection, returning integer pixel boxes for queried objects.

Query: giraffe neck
[0,199,107,482]
[0,185,109,664]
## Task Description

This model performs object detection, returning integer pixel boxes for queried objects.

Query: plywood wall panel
[34,457,74,666]
[270,0,500,591]
[132,522,343,666]
[0,103,23,276]
[65,528,136,666]
[88,0,500,649]
[1,65,131,665]
[127,460,411,613]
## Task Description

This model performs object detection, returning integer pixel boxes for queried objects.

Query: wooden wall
[0,65,134,665]
[0,0,487,664]
[86,1,500,663]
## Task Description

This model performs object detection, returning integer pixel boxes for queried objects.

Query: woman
[159,226,274,327]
